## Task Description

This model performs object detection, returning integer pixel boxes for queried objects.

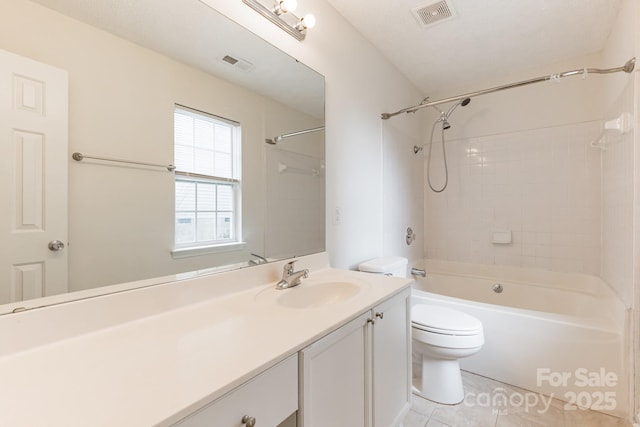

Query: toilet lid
[412,304,482,335]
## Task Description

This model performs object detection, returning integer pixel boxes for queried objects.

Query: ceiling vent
[220,54,254,72]
[411,0,456,27]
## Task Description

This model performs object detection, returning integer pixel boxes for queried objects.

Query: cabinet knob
[375,312,384,320]
[242,415,256,427]
[367,318,375,325]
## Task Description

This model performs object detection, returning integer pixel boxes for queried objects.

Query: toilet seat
[412,304,482,336]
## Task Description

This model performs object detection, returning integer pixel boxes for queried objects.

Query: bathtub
[411,260,630,418]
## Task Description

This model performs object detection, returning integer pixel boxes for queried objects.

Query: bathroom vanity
[0,253,412,426]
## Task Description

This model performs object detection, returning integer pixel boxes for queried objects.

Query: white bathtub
[411,260,631,418]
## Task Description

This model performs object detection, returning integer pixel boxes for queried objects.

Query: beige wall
[600,0,637,309]
[632,0,640,420]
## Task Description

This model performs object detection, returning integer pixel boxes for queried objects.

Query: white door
[0,49,68,305]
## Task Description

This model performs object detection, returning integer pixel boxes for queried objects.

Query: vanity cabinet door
[174,354,298,427]
[372,288,412,427]
[298,288,411,427]
[299,312,371,427]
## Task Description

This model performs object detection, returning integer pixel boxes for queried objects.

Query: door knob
[48,240,65,251]
[241,415,256,426]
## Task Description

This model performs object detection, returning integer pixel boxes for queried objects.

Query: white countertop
[0,254,412,426]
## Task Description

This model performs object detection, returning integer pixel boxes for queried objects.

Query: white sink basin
[276,281,362,309]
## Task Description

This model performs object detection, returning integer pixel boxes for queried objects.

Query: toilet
[411,303,483,404]
[358,257,484,405]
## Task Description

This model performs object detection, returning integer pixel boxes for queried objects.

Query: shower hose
[427,119,448,193]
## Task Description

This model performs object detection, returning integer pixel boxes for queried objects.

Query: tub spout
[411,267,426,277]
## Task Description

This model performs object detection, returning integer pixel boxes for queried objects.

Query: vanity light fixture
[242,0,316,41]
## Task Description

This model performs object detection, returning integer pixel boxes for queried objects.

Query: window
[173,105,241,252]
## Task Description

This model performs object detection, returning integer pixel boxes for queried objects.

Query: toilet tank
[358,256,408,278]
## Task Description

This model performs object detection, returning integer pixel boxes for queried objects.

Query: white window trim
[173,105,242,254]
[171,241,247,259]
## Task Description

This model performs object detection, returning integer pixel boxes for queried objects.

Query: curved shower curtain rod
[381,57,636,120]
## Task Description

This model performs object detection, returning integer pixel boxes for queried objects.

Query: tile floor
[403,371,632,427]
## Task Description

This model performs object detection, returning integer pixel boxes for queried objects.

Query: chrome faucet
[410,267,427,277]
[249,253,269,265]
[276,260,309,290]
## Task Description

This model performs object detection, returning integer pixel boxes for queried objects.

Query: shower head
[442,120,451,130]
[445,97,471,118]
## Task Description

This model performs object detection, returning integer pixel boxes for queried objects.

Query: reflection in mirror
[0,0,325,314]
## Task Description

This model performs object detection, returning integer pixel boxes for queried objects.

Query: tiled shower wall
[424,121,602,276]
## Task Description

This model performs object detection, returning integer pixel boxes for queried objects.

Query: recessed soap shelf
[492,230,512,244]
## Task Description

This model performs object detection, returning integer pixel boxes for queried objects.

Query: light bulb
[281,0,297,12]
[274,0,297,14]
[299,13,316,29]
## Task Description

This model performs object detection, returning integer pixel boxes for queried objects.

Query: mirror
[0,0,325,313]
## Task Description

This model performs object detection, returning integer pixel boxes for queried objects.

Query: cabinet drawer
[175,354,298,427]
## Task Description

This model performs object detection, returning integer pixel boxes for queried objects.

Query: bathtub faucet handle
[411,267,426,277]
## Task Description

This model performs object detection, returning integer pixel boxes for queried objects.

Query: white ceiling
[326,0,622,97]
[28,0,622,113]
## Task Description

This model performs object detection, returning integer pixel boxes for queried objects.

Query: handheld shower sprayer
[426,97,472,193]
[441,97,471,130]
[414,97,472,155]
